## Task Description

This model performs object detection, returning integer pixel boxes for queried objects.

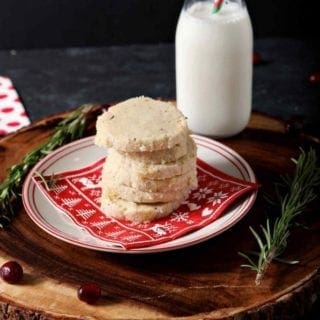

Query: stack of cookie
[95,96,197,222]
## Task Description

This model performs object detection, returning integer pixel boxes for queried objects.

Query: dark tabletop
[0,38,319,135]
[0,38,319,319]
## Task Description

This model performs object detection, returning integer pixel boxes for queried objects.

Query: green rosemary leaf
[33,171,57,191]
[238,252,258,271]
[249,226,266,255]
[240,264,259,271]
[261,220,271,249]
[244,251,299,265]
[0,104,94,227]
[239,148,320,285]
[47,173,57,189]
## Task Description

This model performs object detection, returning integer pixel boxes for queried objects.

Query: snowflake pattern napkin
[0,76,30,135]
[34,158,259,250]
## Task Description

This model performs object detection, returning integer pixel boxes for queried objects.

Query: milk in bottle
[175,0,253,137]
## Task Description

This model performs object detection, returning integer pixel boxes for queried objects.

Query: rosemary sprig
[239,148,320,285]
[33,171,57,191]
[0,104,94,227]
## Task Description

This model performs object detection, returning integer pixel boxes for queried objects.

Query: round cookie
[118,139,188,164]
[102,161,197,193]
[107,137,197,180]
[95,96,189,152]
[101,190,189,222]
[104,182,194,203]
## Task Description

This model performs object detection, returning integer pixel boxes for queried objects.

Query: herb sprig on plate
[239,149,320,285]
[0,104,94,228]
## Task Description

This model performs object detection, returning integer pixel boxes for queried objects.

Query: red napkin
[0,76,30,135]
[34,157,258,250]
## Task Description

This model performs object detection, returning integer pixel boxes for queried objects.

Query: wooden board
[0,104,319,319]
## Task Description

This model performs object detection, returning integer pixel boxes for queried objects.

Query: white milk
[175,0,253,137]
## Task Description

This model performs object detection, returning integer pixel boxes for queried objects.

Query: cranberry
[253,51,262,65]
[77,282,101,304]
[0,261,23,284]
[309,71,320,84]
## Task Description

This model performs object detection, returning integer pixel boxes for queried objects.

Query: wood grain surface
[0,104,319,320]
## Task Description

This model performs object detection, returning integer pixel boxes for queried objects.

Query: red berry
[77,283,101,304]
[253,51,262,65]
[0,261,23,284]
[309,71,320,84]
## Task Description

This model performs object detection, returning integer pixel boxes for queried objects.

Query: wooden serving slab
[0,105,319,320]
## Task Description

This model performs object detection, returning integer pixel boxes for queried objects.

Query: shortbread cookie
[107,137,197,180]
[100,190,188,222]
[104,179,195,203]
[102,161,197,193]
[118,139,188,164]
[95,96,189,152]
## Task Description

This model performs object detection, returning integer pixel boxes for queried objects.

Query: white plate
[22,135,257,254]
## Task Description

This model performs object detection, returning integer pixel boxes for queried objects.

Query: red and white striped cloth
[0,76,30,135]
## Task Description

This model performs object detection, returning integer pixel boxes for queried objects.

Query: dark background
[0,0,319,131]
[0,0,319,49]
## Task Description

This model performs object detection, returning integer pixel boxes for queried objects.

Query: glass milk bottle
[175,0,253,137]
